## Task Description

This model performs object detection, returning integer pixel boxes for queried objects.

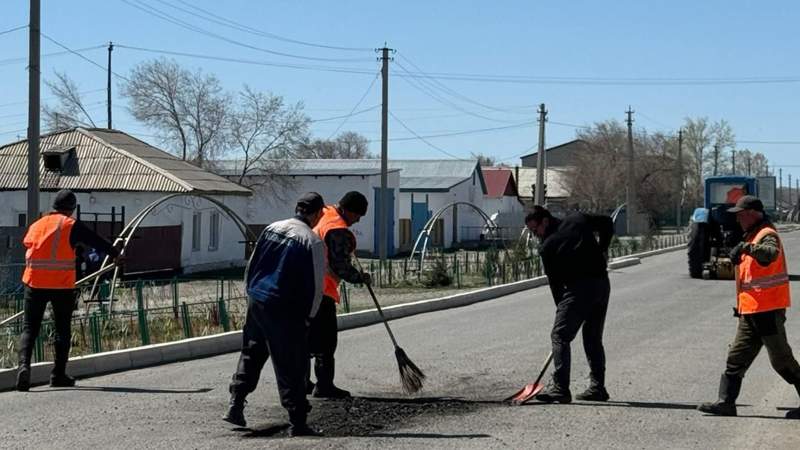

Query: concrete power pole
[535,103,547,205]
[676,129,683,228]
[27,0,41,226]
[712,144,719,176]
[779,168,783,207]
[790,173,793,206]
[747,154,752,175]
[107,41,113,129]
[378,45,393,269]
[625,106,635,234]
[731,149,736,175]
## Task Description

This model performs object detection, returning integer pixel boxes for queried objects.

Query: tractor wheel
[688,222,708,279]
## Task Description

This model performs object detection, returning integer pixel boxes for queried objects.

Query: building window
[209,211,220,251]
[192,212,202,252]
[399,219,411,247]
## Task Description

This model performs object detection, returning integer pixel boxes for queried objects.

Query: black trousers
[229,299,310,420]
[308,296,338,358]
[725,309,800,384]
[550,276,611,390]
[18,286,76,374]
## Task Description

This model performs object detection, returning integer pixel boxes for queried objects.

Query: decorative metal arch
[407,201,503,266]
[87,193,257,316]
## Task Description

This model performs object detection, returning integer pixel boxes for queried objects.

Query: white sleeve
[308,238,326,319]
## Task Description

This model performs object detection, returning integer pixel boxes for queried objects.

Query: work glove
[360,271,372,286]
[729,242,750,265]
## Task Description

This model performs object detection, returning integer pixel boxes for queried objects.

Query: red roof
[482,167,518,198]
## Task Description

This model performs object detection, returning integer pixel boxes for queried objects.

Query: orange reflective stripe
[21,213,76,289]
[741,272,789,290]
[736,224,791,314]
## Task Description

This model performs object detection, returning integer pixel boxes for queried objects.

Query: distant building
[519,139,590,168]
[0,128,251,275]
[513,166,573,215]
[481,167,524,235]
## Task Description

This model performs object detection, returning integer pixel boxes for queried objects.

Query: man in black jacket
[525,205,614,403]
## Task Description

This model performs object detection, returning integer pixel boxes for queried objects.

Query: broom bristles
[395,346,425,394]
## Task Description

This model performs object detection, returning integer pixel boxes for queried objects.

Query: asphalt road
[3,235,800,449]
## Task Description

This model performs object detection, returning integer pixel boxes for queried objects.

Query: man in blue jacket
[223,192,327,437]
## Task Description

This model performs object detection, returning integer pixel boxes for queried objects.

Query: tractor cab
[688,176,758,279]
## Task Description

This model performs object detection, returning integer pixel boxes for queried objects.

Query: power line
[168,0,372,52]
[498,143,538,162]
[388,111,462,159]
[40,33,130,81]
[0,45,107,67]
[115,44,377,76]
[393,60,515,124]
[0,25,27,36]
[369,120,536,143]
[0,89,105,109]
[737,140,800,145]
[396,52,535,115]
[326,71,380,139]
[309,104,379,123]
[120,0,373,63]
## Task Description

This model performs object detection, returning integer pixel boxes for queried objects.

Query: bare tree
[296,131,374,158]
[471,152,496,166]
[225,85,310,188]
[122,58,229,165]
[42,71,97,131]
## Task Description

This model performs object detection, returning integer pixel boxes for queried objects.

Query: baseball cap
[727,195,764,213]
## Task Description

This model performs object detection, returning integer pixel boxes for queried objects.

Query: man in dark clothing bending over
[525,205,614,403]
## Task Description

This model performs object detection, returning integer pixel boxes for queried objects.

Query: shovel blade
[505,382,545,405]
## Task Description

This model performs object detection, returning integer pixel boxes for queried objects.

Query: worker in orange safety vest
[306,191,371,399]
[698,195,800,419]
[16,190,120,391]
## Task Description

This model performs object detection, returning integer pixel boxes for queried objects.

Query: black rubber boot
[786,384,800,420]
[575,385,610,401]
[222,392,247,427]
[288,410,322,437]
[535,383,572,404]
[16,365,30,392]
[49,373,75,388]
[312,357,350,399]
[697,373,740,416]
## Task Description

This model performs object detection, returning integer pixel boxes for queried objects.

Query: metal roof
[214,159,401,177]
[216,158,486,193]
[0,128,251,195]
[482,167,517,198]
[519,139,589,160]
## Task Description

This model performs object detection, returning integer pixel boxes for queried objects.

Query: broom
[355,258,426,394]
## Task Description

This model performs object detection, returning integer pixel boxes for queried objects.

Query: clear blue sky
[1,1,799,175]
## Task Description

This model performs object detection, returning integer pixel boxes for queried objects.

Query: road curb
[0,257,643,391]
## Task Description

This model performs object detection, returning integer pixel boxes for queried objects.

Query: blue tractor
[687,175,776,279]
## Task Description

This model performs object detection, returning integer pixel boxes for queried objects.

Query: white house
[217,159,489,254]
[481,167,525,237]
[0,128,252,275]
[216,159,401,256]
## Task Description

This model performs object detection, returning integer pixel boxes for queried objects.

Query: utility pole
[712,144,719,176]
[731,149,736,175]
[27,0,40,225]
[790,173,793,206]
[676,129,683,228]
[625,106,635,234]
[779,168,783,206]
[746,154,751,175]
[377,45,393,269]
[535,103,547,205]
[107,41,113,129]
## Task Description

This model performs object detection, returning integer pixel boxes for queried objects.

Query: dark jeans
[229,299,310,419]
[725,309,800,384]
[550,276,611,390]
[18,286,76,374]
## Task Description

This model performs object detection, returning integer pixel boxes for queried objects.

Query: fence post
[181,302,193,339]
[341,283,349,313]
[218,299,231,332]
[136,280,150,345]
[89,312,102,353]
[34,328,45,363]
[388,259,393,286]
[172,277,179,319]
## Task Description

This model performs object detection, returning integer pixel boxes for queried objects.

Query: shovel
[505,351,553,405]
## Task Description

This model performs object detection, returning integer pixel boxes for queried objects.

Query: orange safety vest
[737,225,790,315]
[22,213,77,289]
[313,206,351,303]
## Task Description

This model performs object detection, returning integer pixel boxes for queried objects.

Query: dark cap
[52,189,77,211]
[339,191,368,216]
[727,195,764,213]
[296,192,325,214]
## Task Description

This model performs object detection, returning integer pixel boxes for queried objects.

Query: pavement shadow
[235,396,498,439]
[39,386,213,394]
